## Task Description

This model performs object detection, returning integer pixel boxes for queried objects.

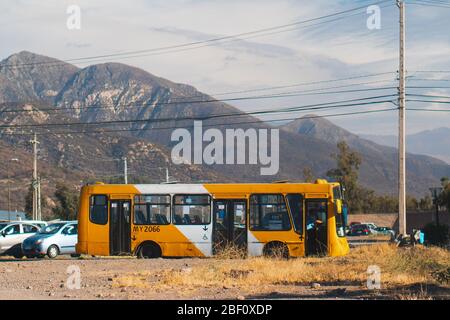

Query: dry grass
[111,244,450,298]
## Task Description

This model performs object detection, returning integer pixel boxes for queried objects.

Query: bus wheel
[137,242,161,259]
[263,242,289,259]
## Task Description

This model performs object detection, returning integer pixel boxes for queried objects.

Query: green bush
[422,223,450,247]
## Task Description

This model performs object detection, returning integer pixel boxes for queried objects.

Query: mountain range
[0,51,449,215]
[361,128,450,164]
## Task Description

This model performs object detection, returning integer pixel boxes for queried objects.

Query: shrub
[422,223,450,247]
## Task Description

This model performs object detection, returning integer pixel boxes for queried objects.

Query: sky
[0,0,449,135]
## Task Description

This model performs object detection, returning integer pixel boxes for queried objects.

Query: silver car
[22,222,79,259]
[0,221,46,258]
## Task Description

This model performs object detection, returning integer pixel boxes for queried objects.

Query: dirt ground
[0,256,362,300]
[0,246,449,300]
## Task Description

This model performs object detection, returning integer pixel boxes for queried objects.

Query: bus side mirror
[335,199,343,214]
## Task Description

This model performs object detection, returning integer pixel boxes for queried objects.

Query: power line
[410,70,450,73]
[408,0,450,8]
[408,108,450,112]
[1,104,397,137]
[0,95,396,131]
[0,71,396,111]
[406,99,450,104]
[408,86,450,89]
[408,78,450,82]
[200,72,395,98]
[406,93,450,99]
[0,83,397,115]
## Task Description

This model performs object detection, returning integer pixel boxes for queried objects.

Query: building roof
[0,210,27,221]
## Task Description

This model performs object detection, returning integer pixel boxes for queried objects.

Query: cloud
[0,0,449,134]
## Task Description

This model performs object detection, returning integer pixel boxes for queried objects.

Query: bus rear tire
[263,242,289,259]
[137,242,161,259]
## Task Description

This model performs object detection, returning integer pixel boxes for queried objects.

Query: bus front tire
[47,245,59,259]
[137,243,161,259]
[263,242,289,259]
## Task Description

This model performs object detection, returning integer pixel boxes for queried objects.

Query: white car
[362,222,378,231]
[0,221,47,258]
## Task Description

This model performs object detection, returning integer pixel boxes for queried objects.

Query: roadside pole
[397,0,407,236]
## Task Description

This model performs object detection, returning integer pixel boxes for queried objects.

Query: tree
[440,177,450,212]
[52,184,79,220]
[327,141,362,212]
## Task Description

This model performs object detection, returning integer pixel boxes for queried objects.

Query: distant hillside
[0,50,449,216]
[361,127,450,164]
[282,116,450,196]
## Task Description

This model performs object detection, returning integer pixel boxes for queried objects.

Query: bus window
[333,186,342,200]
[90,195,108,225]
[134,195,170,225]
[335,202,346,237]
[173,195,211,225]
[250,194,291,231]
[286,194,303,235]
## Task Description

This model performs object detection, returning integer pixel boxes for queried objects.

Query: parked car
[374,226,395,237]
[0,221,46,258]
[22,221,79,259]
[348,224,372,236]
[362,222,378,231]
[349,221,362,227]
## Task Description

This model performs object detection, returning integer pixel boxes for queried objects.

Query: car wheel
[47,245,59,259]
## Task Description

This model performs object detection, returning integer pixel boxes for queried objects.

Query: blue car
[22,221,79,259]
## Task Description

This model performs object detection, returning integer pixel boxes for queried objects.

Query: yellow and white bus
[76,180,349,258]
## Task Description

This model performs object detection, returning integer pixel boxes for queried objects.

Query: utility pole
[166,167,169,183]
[397,0,407,236]
[123,157,128,184]
[37,176,42,221]
[30,133,40,220]
[7,158,19,221]
[7,170,11,221]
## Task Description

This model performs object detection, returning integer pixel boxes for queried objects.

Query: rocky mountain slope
[0,51,449,217]
[281,116,450,195]
[361,127,450,164]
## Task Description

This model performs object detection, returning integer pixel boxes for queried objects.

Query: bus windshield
[333,186,342,200]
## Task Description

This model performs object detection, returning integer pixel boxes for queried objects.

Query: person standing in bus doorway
[306,208,318,255]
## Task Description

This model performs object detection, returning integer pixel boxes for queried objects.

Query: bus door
[213,200,247,254]
[110,200,131,255]
[305,199,328,256]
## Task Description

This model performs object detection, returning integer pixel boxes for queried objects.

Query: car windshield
[0,223,8,231]
[39,223,65,234]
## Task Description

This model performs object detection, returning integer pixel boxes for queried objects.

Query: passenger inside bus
[135,209,146,224]
[306,203,327,255]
